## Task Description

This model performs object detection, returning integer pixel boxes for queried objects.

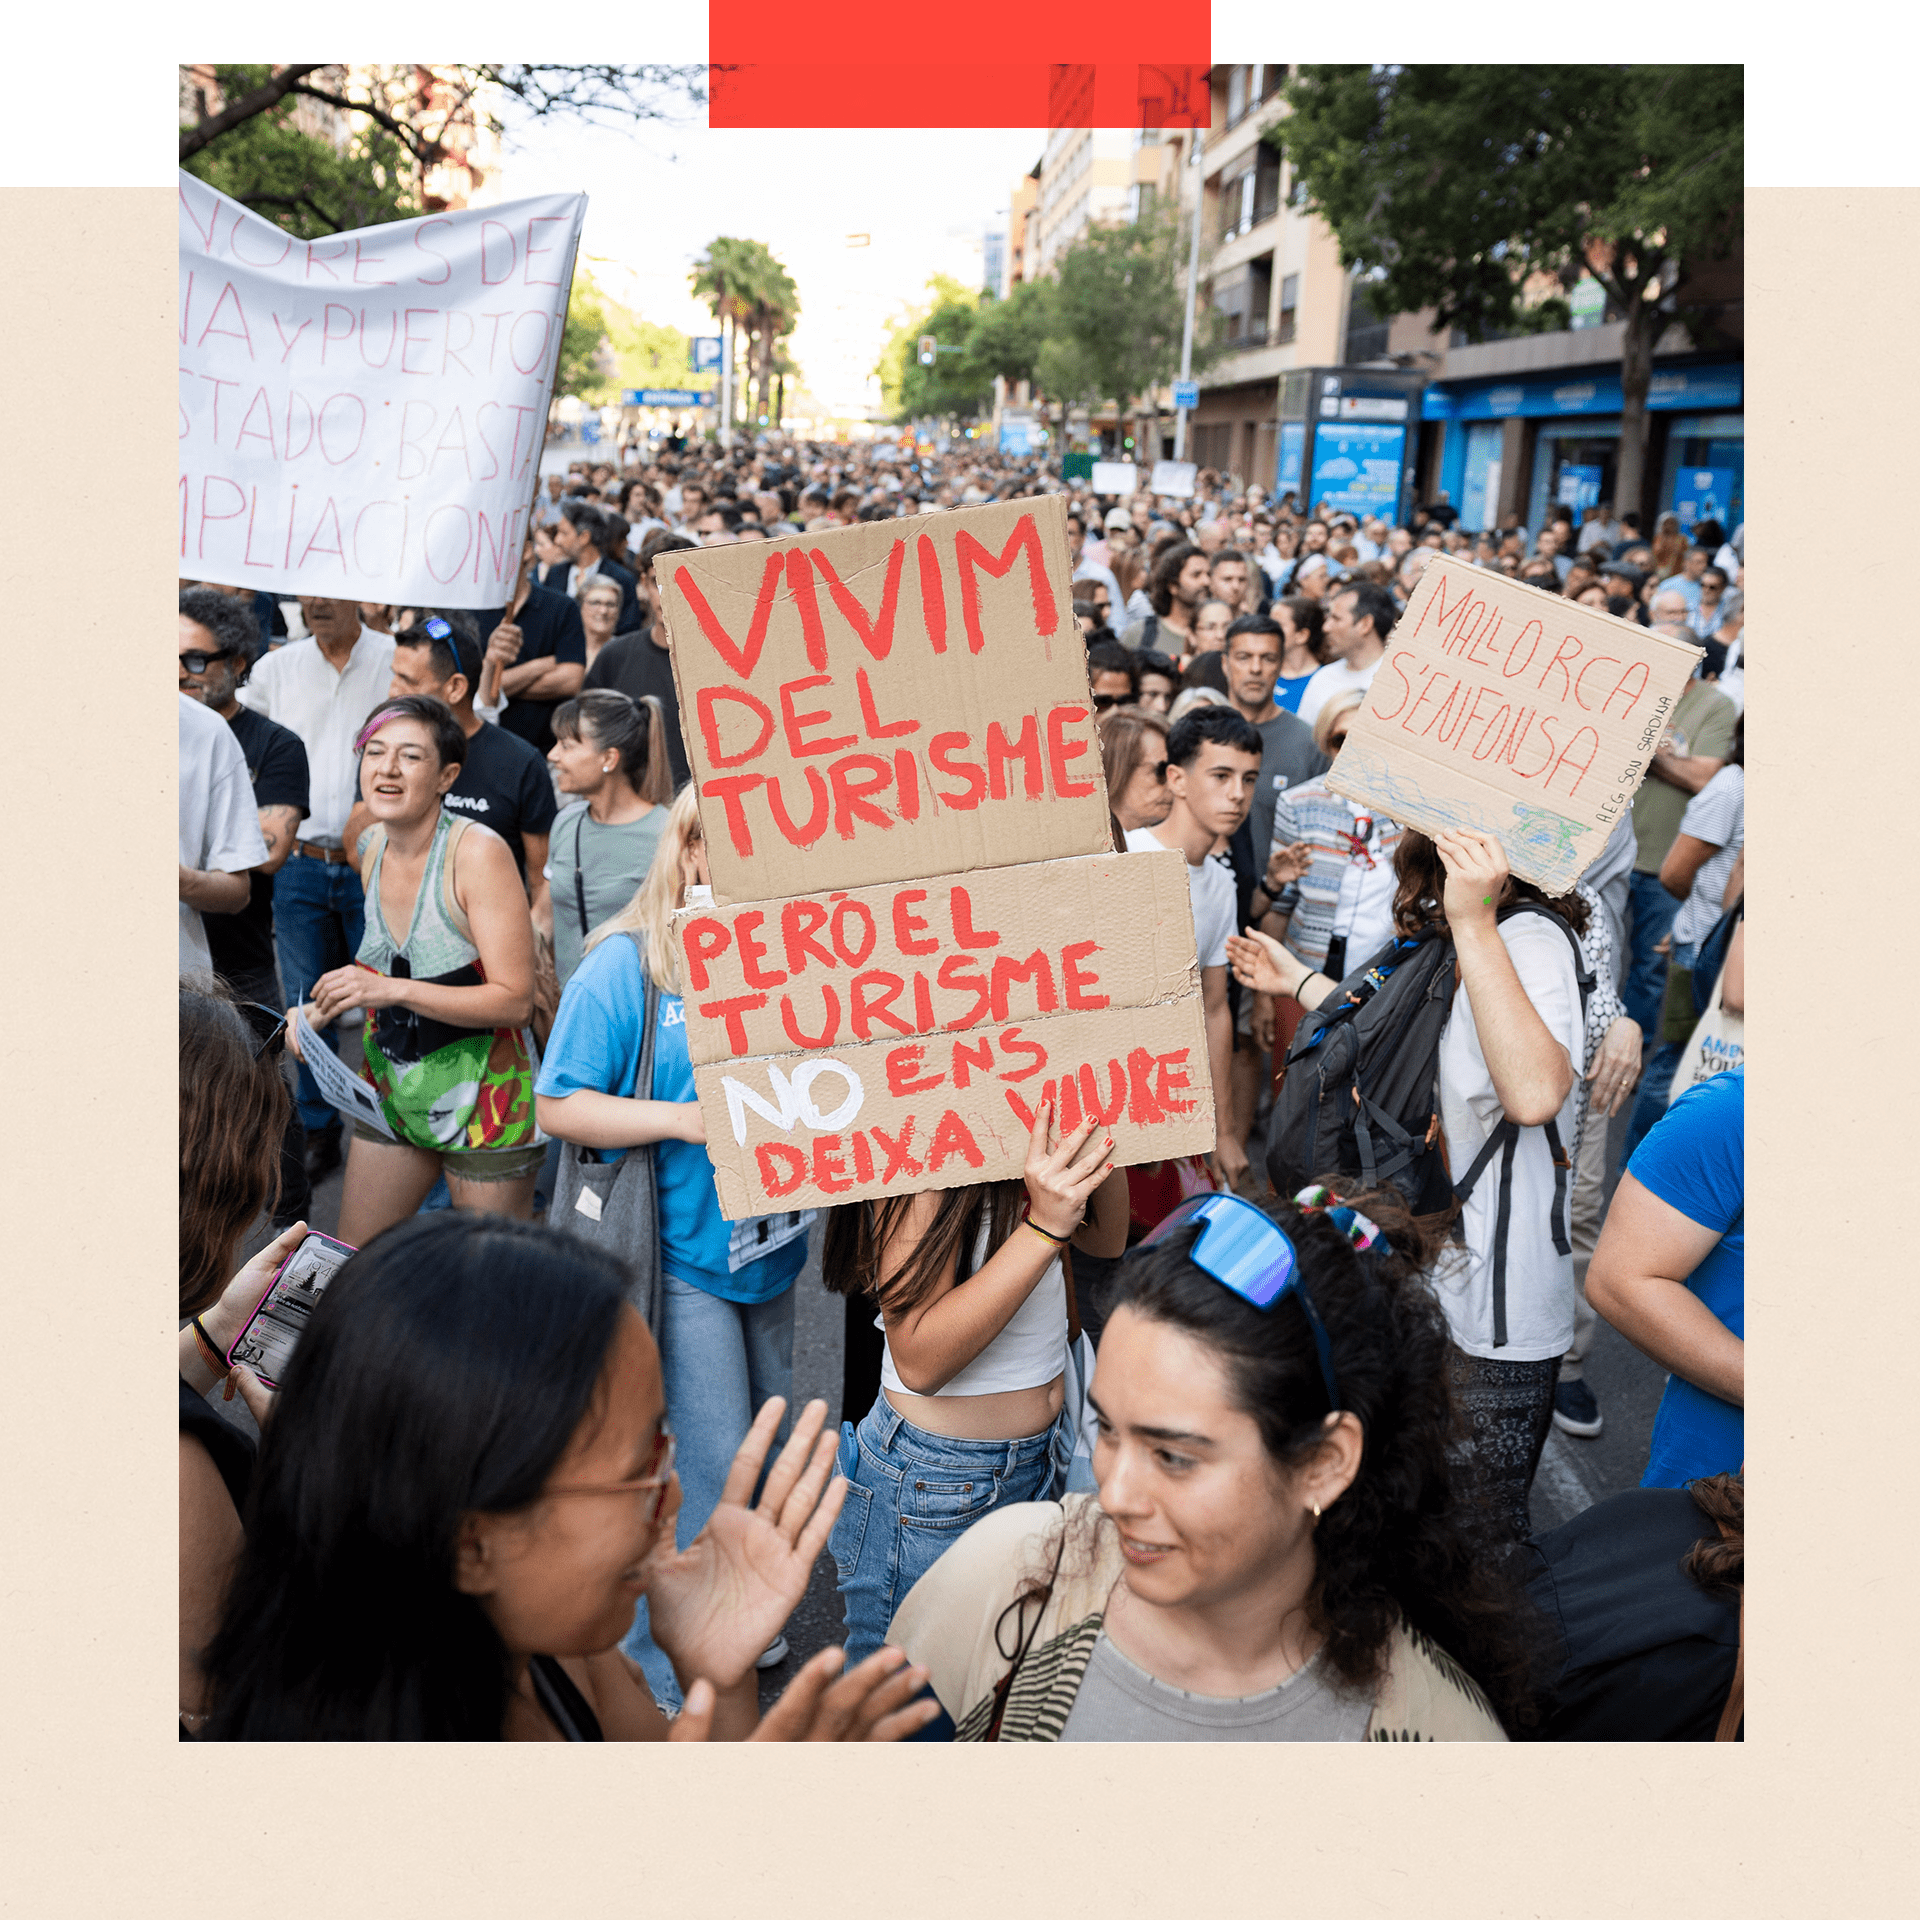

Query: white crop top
[877,1218,1067,1398]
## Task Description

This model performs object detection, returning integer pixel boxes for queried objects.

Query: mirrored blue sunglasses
[1139,1193,1342,1411]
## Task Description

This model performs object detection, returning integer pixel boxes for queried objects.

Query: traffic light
[917,335,937,368]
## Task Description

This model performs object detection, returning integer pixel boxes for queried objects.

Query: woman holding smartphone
[822,1113,1130,1668]
[288,695,544,1245]
[537,787,810,1708]
[196,1213,939,1743]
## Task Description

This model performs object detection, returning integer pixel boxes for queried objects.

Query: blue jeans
[622,1272,797,1710]
[829,1397,1062,1669]
[272,856,367,1133]
[1623,869,1682,1041]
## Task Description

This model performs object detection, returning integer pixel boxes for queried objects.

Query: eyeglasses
[242,1003,288,1063]
[1139,1194,1341,1410]
[1326,733,1348,753]
[1092,692,1129,711]
[1146,759,1168,782]
[180,648,239,674]
[546,1427,677,1526]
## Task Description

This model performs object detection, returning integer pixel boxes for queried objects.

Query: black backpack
[1264,902,1593,1348]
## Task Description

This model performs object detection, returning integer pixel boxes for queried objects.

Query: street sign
[691,337,723,373]
[1172,379,1199,410]
[625,388,715,407]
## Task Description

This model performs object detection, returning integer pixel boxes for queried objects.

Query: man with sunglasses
[181,588,315,1224]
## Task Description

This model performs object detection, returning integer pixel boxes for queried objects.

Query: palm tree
[690,237,799,433]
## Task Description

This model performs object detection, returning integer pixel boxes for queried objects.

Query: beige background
[1,177,1906,1910]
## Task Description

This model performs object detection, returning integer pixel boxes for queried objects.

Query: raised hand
[1023,1097,1115,1240]
[645,1396,845,1692]
[1432,828,1510,934]
[668,1646,940,1743]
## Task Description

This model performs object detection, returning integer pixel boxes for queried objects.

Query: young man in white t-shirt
[1298,578,1397,728]
[1124,704,1263,1190]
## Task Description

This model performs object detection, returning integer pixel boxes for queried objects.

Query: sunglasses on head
[1139,1193,1342,1410]
[180,647,239,674]
[241,1003,289,1063]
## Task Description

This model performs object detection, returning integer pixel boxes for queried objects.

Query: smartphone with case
[224,1231,357,1389]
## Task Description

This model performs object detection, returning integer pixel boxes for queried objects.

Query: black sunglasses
[1147,759,1169,781]
[243,1003,289,1063]
[180,647,239,674]
[1092,692,1131,711]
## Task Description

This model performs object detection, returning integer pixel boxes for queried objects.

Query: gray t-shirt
[549,800,668,987]
[1058,1634,1370,1742]
[1247,710,1332,889]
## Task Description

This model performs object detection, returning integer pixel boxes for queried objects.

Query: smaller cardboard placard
[679,849,1214,1218]
[1326,554,1705,893]
[674,851,1197,1067]
[1149,460,1197,498]
[1090,461,1138,496]
[696,995,1215,1220]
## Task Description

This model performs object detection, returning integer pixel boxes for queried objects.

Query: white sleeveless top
[878,1218,1067,1398]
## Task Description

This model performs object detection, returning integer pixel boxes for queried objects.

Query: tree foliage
[691,237,801,426]
[180,65,418,237]
[877,215,1218,424]
[1269,64,1742,506]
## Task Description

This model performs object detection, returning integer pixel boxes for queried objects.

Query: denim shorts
[829,1396,1062,1669]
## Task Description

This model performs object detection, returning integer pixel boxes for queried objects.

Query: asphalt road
[215,1092,1660,1713]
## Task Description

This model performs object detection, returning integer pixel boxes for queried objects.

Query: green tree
[556,277,616,403]
[963,279,1055,391]
[874,273,985,420]
[178,61,706,181]
[690,237,800,431]
[1042,210,1208,414]
[180,64,418,236]
[1270,64,1742,512]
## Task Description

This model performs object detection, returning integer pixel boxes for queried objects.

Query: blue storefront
[1424,361,1743,536]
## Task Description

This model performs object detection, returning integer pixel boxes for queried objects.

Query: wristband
[1019,1204,1071,1246]
[1294,969,1321,1002]
[190,1314,230,1377]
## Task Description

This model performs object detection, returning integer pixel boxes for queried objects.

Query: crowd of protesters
[177,428,1744,1742]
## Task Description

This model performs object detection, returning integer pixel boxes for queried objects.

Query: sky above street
[493,101,1044,414]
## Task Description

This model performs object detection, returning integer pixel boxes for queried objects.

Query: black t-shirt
[442,721,560,879]
[206,705,309,987]
[477,585,587,756]
[583,625,692,791]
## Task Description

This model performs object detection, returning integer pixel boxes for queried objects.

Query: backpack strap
[1453,1118,1521,1349]
[1543,1115,1573,1258]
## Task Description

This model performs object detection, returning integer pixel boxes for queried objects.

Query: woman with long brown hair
[177,975,302,1734]
[822,1110,1130,1669]
[887,1187,1535,1740]
[1229,827,1588,1550]
[545,690,674,991]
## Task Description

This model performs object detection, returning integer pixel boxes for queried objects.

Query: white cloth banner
[179,173,587,609]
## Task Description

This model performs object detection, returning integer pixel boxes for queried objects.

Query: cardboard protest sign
[1090,460,1138,496]
[1149,460,1196,498]
[656,496,1113,906]
[675,850,1199,1067]
[178,173,586,608]
[681,851,1216,1218]
[1327,555,1705,893]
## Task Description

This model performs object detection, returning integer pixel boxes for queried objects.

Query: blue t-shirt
[535,934,806,1305]
[1273,671,1318,716]
[1628,1068,1743,1488]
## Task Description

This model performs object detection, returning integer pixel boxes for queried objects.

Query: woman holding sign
[1228,828,1587,1552]
[821,1111,1131,1669]
[536,788,811,1710]
[289,696,545,1246]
